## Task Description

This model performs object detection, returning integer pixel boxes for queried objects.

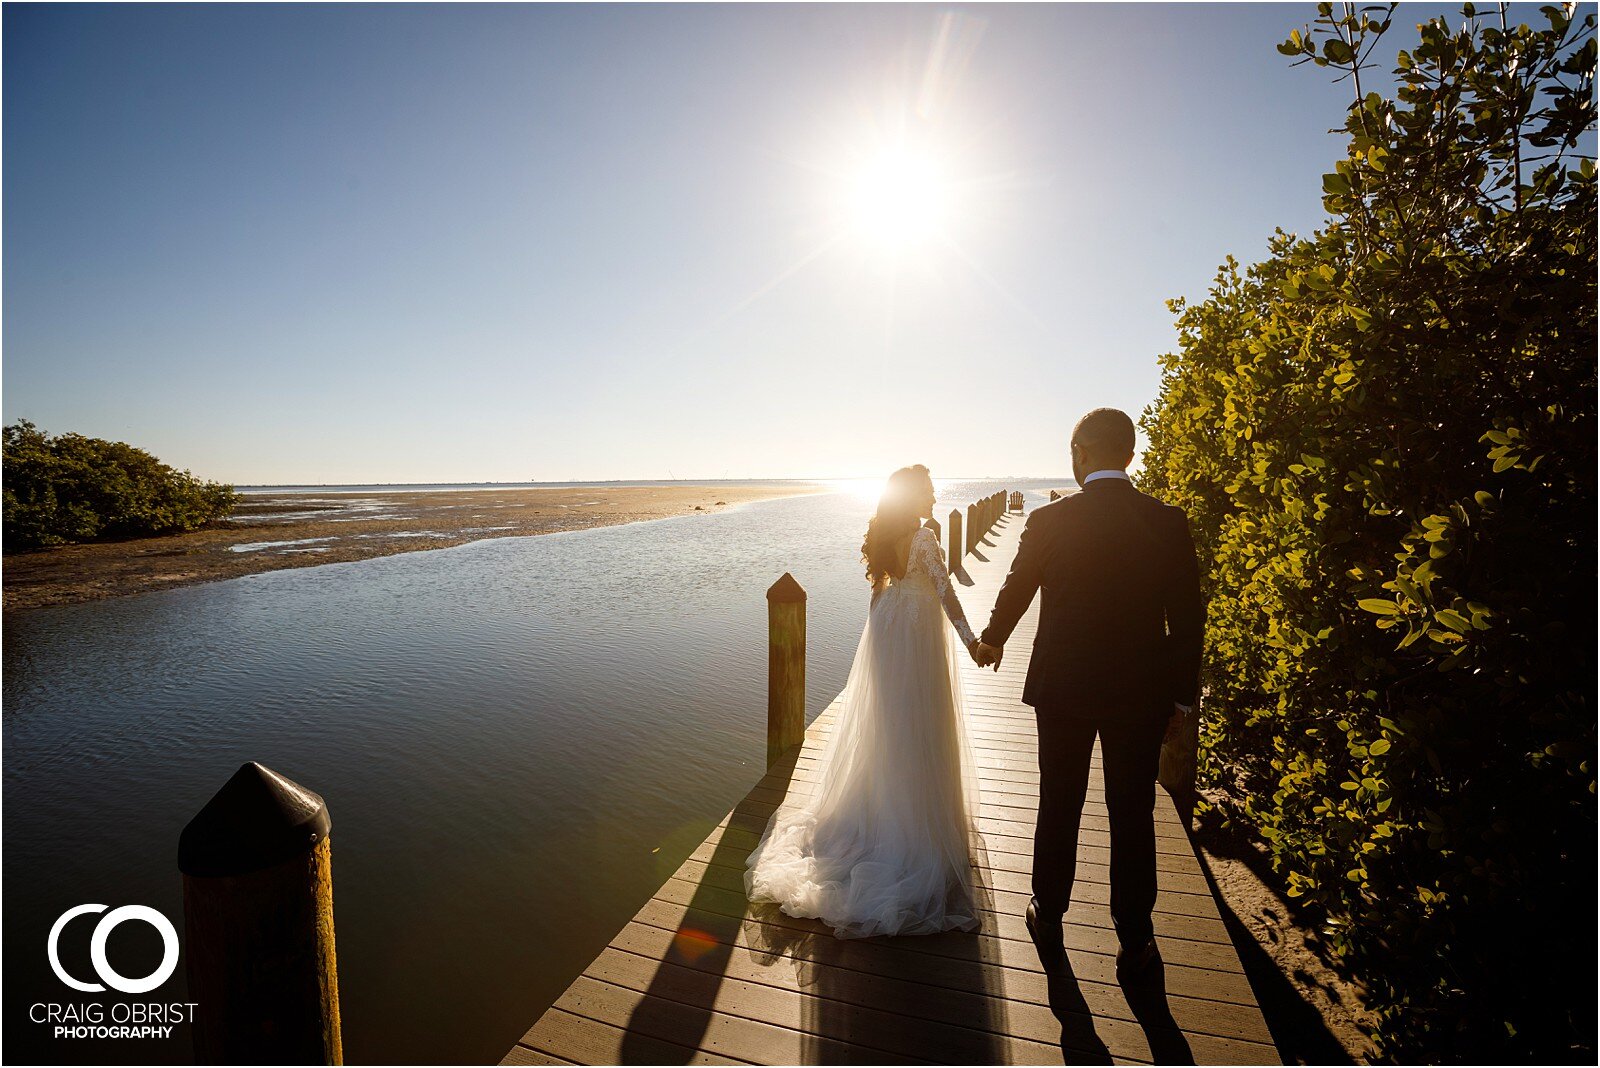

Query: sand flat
[2,483,824,610]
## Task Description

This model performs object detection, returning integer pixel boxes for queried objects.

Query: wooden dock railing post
[948,509,962,573]
[178,762,343,1066]
[765,573,806,765]
[966,504,976,551]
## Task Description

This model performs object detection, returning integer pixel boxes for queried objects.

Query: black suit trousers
[1032,706,1167,947]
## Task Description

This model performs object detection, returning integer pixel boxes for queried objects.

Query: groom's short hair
[1072,408,1136,458]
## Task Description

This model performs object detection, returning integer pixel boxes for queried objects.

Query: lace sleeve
[912,527,976,649]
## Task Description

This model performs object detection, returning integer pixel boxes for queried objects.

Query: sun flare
[848,147,950,251]
[826,476,890,503]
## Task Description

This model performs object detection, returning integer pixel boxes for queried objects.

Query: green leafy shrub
[1138,4,1595,1060]
[3,420,239,548]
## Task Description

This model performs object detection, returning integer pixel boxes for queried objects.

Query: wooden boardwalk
[503,511,1280,1065]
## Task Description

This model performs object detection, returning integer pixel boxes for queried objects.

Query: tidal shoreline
[2,483,825,611]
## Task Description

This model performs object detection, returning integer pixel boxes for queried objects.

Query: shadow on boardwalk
[620,749,1007,1063]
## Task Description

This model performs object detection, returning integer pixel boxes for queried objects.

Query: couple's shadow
[1048,954,1196,1065]
[738,898,1195,1065]
[738,898,1010,1063]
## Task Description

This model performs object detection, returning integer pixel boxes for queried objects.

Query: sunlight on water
[820,475,887,502]
[822,474,992,504]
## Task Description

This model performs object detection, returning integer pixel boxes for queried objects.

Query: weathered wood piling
[765,573,807,766]
[178,761,343,1066]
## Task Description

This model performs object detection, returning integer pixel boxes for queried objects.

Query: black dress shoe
[1115,937,1159,980]
[1025,897,1068,974]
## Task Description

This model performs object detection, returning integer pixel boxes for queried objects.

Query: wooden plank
[500,1043,578,1065]
[648,875,1246,975]
[508,1006,747,1065]
[714,804,1205,863]
[689,820,1216,894]
[738,781,1199,845]
[641,882,1261,1008]
[592,931,1278,1065]
[740,786,1199,852]
[669,856,1233,947]
[552,974,930,1065]
[621,900,1276,1046]
[683,829,1229,922]
[581,947,1031,1064]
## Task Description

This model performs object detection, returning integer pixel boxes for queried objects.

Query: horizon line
[234,475,1079,489]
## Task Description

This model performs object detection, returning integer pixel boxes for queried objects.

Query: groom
[973,407,1203,979]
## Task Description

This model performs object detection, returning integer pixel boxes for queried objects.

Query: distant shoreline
[232,478,830,494]
[3,483,827,611]
[231,477,1058,494]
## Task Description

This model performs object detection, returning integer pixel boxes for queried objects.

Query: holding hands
[972,641,1003,671]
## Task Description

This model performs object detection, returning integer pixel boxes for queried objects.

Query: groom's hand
[974,641,1004,671]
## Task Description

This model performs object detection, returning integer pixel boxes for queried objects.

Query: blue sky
[1,3,1565,483]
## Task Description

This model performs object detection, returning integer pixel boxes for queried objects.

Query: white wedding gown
[745,525,988,938]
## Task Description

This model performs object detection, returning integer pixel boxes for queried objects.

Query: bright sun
[848,148,950,251]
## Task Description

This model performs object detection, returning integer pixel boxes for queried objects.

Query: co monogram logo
[48,905,179,994]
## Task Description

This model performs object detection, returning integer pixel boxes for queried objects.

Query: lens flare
[671,927,719,963]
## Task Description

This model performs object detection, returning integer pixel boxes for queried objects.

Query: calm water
[3,479,1063,1064]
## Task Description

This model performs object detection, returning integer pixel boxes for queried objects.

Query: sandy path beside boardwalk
[2,483,825,611]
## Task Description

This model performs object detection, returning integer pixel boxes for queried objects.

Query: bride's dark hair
[862,465,934,584]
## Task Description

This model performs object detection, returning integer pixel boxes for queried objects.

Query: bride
[744,464,988,938]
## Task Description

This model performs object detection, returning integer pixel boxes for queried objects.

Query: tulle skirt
[744,585,988,939]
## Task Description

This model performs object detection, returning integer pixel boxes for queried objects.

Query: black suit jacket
[980,477,1204,719]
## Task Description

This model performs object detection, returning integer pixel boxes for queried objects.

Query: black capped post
[178,761,343,1065]
[766,573,806,765]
